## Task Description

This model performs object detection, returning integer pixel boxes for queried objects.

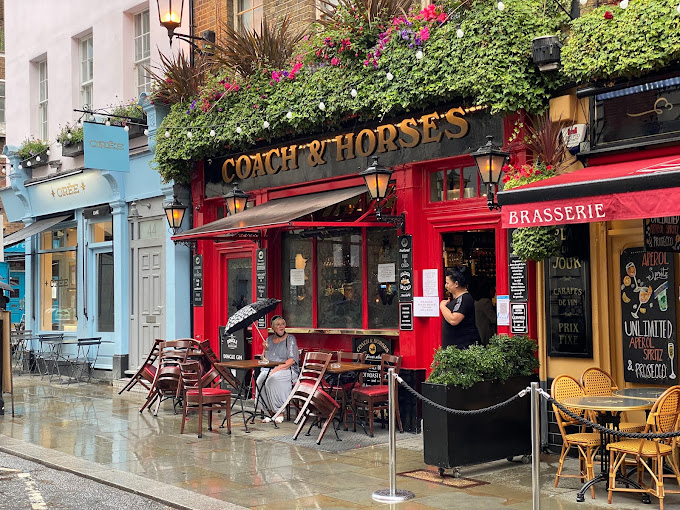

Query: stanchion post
[371,368,415,503]
[531,382,540,510]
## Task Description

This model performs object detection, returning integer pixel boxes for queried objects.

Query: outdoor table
[325,362,378,433]
[561,395,656,503]
[216,359,283,432]
[612,387,666,400]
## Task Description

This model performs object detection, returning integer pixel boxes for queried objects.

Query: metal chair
[36,333,65,380]
[10,329,32,374]
[352,353,403,437]
[179,360,231,438]
[581,367,645,433]
[551,375,601,499]
[607,386,680,510]
[70,337,102,383]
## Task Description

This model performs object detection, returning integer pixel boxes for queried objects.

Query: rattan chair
[607,386,680,510]
[551,375,601,499]
[118,339,162,394]
[581,367,645,432]
[179,360,231,438]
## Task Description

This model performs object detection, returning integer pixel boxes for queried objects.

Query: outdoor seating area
[551,367,680,509]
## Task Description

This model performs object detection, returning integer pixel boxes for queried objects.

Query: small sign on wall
[414,296,440,317]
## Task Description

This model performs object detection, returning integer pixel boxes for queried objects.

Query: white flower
[46,150,50,156]
[36,156,41,162]
[319,102,326,110]
[350,88,357,97]
[415,50,423,60]
[386,72,394,81]
[497,1,505,11]
[263,121,270,128]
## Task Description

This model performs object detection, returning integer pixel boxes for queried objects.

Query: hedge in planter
[423,334,539,472]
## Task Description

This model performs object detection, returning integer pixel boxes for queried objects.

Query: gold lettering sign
[220,107,471,184]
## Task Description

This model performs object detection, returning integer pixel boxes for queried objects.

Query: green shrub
[57,124,84,145]
[110,102,145,126]
[17,137,50,161]
[427,334,539,388]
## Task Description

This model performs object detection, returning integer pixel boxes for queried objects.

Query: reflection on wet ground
[0,377,673,509]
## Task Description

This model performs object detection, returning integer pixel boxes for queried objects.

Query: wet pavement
[0,375,676,509]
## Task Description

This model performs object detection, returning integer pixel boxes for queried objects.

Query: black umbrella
[223,298,280,335]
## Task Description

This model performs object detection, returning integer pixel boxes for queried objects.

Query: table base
[576,472,651,504]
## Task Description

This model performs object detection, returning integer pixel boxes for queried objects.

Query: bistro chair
[332,351,366,431]
[607,385,680,510]
[581,367,645,433]
[118,339,162,394]
[352,353,403,437]
[140,340,192,415]
[551,375,601,499]
[10,329,32,374]
[179,360,231,438]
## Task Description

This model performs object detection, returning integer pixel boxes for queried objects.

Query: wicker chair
[581,367,645,432]
[118,339,162,394]
[179,360,231,438]
[551,375,601,499]
[607,386,680,510]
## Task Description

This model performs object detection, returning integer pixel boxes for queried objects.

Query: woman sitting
[257,315,300,423]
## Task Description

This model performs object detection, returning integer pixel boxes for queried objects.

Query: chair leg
[180,399,188,435]
[352,395,357,433]
[208,409,213,431]
[368,401,375,437]
[585,446,596,499]
[293,412,310,440]
[317,408,338,445]
[554,442,569,487]
[198,403,203,438]
[608,450,617,504]
[225,397,231,434]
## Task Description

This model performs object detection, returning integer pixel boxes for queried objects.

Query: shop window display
[430,164,481,202]
[367,228,399,329]
[282,234,313,326]
[39,227,77,331]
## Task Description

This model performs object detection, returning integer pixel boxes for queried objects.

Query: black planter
[22,154,48,169]
[532,35,561,72]
[422,375,536,470]
[127,123,147,139]
[62,142,84,157]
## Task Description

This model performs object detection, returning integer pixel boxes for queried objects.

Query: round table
[613,387,666,401]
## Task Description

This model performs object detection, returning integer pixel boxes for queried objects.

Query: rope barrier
[395,375,528,415]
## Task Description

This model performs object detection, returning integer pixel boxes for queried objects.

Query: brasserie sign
[204,105,501,196]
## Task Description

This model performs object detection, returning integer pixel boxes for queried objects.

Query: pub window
[282,234,313,327]
[236,0,263,34]
[39,227,77,332]
[38,60,48,141]
[367,228,398,329]
[90,219,114,243]
[80,35,93,108]
[134,10,151,97]
[429,164,480,203]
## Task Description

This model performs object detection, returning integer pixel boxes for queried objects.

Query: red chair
[118,339,162,394]
[140,340,192,415]
[352,353,403,437]
[179,360,231,438]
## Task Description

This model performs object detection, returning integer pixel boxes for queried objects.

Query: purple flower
[190,99,197,110]
[283,70,290,77]
[186,109,191,114]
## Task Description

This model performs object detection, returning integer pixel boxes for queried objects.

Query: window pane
[446,168,460,200]
[317,230,362,328]
[96,252,114,332]
[281,234,312,327]
[41,227,77,250]
[252,6,263,31]
[367,228,398,329]
[238,0,251,11]
[227,258,252,317]
[462,166,478,199]
[90,220,113,243]
[40,251,77,331]
[430,170,444,202]
[240,11,252,32]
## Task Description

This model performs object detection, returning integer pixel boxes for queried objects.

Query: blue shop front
[0,100,191,378]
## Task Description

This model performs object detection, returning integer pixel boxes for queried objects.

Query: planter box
[422,375,536,471]
[127,122,147,139]
[22,154,48,169]
[532,35,561,72]
[62,142,84,157]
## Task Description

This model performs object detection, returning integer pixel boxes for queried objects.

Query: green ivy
[57,125,84,145]
[427,334,539,388]
[562,0,680,82]
[153,0,568,183]
[511,226,560,262]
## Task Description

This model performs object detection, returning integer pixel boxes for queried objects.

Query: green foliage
[57,124,84,145]
[17,137,50,161]
[427,334,539,388]
[511,226,560,262]
[153,0,568,183]
[562,0,680,82]
[110,102,145,126]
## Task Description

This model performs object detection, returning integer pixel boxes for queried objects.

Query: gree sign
[83,122,130,172]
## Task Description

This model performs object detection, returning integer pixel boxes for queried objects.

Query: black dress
[442,292,480,349]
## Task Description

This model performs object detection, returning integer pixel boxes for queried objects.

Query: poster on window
[621,248,676,385]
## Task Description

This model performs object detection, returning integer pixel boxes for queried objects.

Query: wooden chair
[118,339,162,394]
[581,367,645,432]
[179,360,231,438]
[140,340,192,415]
[607,386,680,510]
[352,353,403,437]
[551,375,601,499]
[332,351,366,431]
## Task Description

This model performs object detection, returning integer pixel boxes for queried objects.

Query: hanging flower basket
[532,35,562,72]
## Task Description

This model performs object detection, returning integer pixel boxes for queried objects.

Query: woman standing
[257,315,300,423]
[440,266,480,349]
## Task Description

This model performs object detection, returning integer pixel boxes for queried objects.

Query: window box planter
[62,142,84,158]
[532,35,561,72]
[23,155,48,169]
[422,374,536,474]
[127,122,147,139]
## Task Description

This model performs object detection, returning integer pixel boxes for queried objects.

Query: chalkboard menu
[644,217,680,252]
[353,337,393,385]
[545,225,593,358]
[621,248,677,385]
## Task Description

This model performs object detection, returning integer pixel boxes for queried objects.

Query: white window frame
[0,79,5,124]
[38,61,48,141]
[80,36,93,108]
[236,0,263,34]
[134,10,151,97]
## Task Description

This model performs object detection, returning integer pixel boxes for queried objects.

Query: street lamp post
[471,135,510,211]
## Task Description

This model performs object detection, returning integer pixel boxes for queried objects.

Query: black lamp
[360,157,405,232]
[471,135,510,211]
[224,184,250,216]
[163,196,187,234]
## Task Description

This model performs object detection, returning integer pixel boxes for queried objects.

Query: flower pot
[532,35,561,72]
[62,142,84,157]
[422,375,536,470]
[22,154,48,169]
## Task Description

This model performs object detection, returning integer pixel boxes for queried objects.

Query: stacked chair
[140,339,193,415]
[118,338,162,394]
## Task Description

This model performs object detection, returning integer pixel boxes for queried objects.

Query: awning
[497,155,680,228]
[3,214,71,248]
[173,186,367,241]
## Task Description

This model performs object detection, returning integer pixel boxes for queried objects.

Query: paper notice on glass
[290,268,305,286]
[496,295,510,326]
[414,296,440,317]
[422,269,439,297]
[377,263,396,283]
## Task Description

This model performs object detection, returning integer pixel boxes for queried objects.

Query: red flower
[604,11,613,19]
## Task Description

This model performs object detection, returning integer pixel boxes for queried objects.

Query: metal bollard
[531,382,540,510]
[371,368,415,503]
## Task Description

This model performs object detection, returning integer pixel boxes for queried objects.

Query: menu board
[255,249,267,327]
[644,217,680,252]
[621,248,676,385]
[509,254,528,302]
[546,225,593,358]
[353,337,394,385]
